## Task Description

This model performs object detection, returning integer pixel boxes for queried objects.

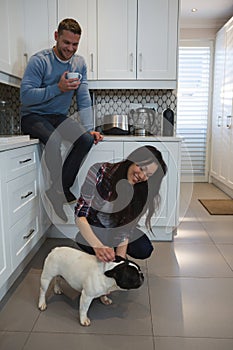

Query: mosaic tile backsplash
[0,83,21,134]
[0,82,177,135]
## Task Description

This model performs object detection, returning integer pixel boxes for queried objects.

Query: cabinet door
[73,141,124,196]
[23,0,56,61]
[123,142,180,228]
[97,0,137,79]
[210,27,225,179]
[137,0,178,80]
[57,0,97,80]
[0,0,24,78]
[0,179,11,290]
[210,19,233,190]
[220,20,233,188]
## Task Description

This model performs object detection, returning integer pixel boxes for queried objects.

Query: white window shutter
[177,43,212,182]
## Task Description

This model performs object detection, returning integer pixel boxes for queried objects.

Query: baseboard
[210,177,233,199]
[0,235,46,304]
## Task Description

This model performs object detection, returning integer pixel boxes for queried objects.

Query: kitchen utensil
[162,108,174,136]
[131,107,159,135]
[102,114,130,135]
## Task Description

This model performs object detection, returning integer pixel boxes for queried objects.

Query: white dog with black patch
[38,247,144,326]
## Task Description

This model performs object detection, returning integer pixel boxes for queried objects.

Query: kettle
[132,107,157,135]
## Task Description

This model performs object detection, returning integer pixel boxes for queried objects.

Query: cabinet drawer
[7,170,38,227]
[6,146,37,180]
[10,208,39,270]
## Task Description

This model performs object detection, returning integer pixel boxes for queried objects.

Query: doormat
[198,199,233,215]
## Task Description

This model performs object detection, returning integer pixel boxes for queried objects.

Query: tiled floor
[0,183,233,350]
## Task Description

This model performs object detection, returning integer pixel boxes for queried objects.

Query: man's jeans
[21,114,94,194]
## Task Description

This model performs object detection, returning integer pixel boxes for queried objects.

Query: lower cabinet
[70,139,180,241]
[0,168,11,292]
[0,143,50,301]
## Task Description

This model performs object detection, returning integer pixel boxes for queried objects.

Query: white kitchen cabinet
[97,0,137,80]
[0,143,50,301]
[57,0,97,80]
[210,16,233,191]
[97,0,179,82]
[23,0,57,61]
[123,141,180,232]
[0,153,11,292]
[72,137,180,241]
[0,0,25,78]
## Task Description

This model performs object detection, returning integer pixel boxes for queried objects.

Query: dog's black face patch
[104,260,144,290]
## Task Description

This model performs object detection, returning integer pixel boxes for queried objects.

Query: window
[177,42,213,182]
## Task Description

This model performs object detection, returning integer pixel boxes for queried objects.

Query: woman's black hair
[102,146,167,232]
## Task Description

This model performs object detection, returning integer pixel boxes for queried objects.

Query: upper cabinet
[57,0,97,80]
[97,0,137,80]
[0,0,179,88]
[0,0,25,79]
[23,0,56,61]
[0,0,56,83]
[97,0,179,86]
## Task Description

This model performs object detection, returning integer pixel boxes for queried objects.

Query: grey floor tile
[201,220,233,244]
[33,280,152,335]
[154,337,233,350]
[148,242,233,277]
[0,331,29,350]
[0,274,41,332]
[24,333,154,350]
[176,220,212,243]
[149,277,233,338]
[217,244,233,270]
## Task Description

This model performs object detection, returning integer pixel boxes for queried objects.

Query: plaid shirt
[75,162,122,225]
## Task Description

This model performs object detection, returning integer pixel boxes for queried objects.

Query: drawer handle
[21,191,33,199]
[19,158,32,164]
[23,228,35,239]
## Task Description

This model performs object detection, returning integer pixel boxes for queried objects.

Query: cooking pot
[101,114,130,135]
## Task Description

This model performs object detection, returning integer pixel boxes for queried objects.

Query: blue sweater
[20,49,93,131]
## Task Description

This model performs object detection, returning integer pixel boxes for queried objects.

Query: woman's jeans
[76,227,154,260]
[21,114,94,194]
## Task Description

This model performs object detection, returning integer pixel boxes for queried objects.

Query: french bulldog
[38,247,144,326]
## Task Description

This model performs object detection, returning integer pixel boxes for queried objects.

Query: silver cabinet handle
[139,53,142,72]
[21,191,33,199]
[19,158,32,164]
[130,53,133,72]
[90,53,94,72]
[23,228,35,239]
[226,115,232,128]
[217,116,222,127]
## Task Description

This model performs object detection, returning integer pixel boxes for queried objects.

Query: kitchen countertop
[0,135,182,152]
[0,138,39,152]
[101,135,182,142]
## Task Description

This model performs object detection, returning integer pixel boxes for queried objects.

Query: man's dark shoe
[46,187,68,222]
[64,190,76,204]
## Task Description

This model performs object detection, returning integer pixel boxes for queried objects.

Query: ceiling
[180,0,233,29]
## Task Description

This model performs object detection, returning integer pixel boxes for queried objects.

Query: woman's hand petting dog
[94,246,115,262]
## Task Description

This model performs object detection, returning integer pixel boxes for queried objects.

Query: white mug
[67,72,82,80]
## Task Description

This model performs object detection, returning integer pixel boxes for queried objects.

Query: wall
[0,82,177,133]
[0,83,21,134]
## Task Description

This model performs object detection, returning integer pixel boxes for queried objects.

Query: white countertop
[0,138,39,152]
[0,134,182,152]
[101,135,182,142]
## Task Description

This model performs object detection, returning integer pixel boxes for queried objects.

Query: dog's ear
[104,269,117,278]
